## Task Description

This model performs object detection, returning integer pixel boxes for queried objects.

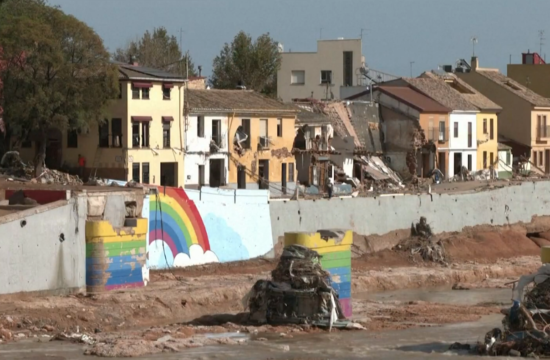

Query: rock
[278,345,290,351]
[5,316,13,324]
[156,335,173,343]
[43,325,55,332]
[0,328,12,340]
[279,333,287,337]
[15,333,26,339]
[509,350,521,357]
[66,315,72,319]
[345,322,366,330]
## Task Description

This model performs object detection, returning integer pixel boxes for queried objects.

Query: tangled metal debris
[244,245,347,329]
[393,217,448,265]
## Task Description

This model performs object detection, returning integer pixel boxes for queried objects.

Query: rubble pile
[0,151,83,185]
[393,217,448,265]
[462,264,550,357]
[245,245,346,327]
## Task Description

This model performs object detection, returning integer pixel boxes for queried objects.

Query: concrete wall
[269,181,550,251]
[144,186,273,269]
[0,197,87,295]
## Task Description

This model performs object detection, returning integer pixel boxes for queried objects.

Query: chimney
[198,65,202,77]
[471,56,478,71]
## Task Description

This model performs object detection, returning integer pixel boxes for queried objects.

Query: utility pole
[409,61,415,77]
[539,30,545,57]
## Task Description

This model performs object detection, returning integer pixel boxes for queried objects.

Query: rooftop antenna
[471,36,478,57]
[539,30,545,56]
[360,28,369,40]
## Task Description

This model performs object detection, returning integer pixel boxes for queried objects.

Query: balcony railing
[428,127,447,142]
[537,126,550,140]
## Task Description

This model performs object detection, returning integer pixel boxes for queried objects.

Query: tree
[0,0,119,175]
[113,27,197,78]
[210,31,281,96]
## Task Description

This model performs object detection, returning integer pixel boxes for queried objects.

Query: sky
[51,0,550,79]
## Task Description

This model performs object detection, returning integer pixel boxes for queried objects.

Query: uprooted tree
[0,0,119,176]
[210,31,281,97]
[112,27,197,78]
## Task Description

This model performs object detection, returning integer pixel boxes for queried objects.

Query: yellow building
[17,62,187,186]
[184,89,297,196]
[458,57,550,174]
[421,71,501,171]
[508,52,550,98]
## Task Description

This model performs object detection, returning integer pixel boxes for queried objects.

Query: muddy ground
[0,224,547,357]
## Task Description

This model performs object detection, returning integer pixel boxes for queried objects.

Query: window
[467,154,472,171]
[468,122,472,147]
[483,119,487,134]
[132,86,140,99]
[212,119,221,146]
[506,151,511,165]
[438,121,445,141]
[163,122,171,148]
[197,116,204,137]
[490,152,494,167]
[490,118,494,140]
[132,123,140,148]
[483,151,487,169]
[260,119,268,137]
[142,87,150,100]
[142,163,150,184]
[453,122,458,138]
[288,162,294,182]
[99,121,109,147]
[291,70,305,85]
[132,163,140,183]
[277,118,283,137]
[141,122,149,147]
[540,151,544,166]
[241,119,251,149]
[111,118,122,148]
[163,87,171,100]
[320,70,332,84]
[343,51,353,86]
[534,151,538,166]
[67,130,78,148]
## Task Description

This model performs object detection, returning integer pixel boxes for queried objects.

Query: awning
[163,83,174,89]
[132,82,152,88]
[131,116,152,122]
[162,116,174,122]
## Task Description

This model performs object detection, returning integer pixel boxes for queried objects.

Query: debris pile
[393,217,447,265]
[244,245,347,328]
[0,151,83,185]
[463,264,550,357]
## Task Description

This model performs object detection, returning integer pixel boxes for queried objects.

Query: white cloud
[173,244,219,267]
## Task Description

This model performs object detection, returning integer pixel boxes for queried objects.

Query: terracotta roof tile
[378,86,450,113]
[475,70,550,107]
[186,89,296,113]
[401,77,479,111]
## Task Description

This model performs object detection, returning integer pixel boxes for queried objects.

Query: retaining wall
[269,181,549,250]
[0,197,87,295]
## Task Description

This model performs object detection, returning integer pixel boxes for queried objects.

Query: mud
[0,224,547,357]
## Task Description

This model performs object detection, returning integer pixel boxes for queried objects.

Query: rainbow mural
[148,187,218,268]
[284,230,353,318]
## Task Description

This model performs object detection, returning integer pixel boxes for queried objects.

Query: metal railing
[428,127,447,142]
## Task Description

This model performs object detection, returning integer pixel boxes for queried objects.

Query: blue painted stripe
[329,272,351,283]
[331,281,351,293]
[327,266,351,276]
[86,267,143,286]
[86,254,143,266]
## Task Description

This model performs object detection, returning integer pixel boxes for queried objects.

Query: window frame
[197,116,205,138]
[111,118,122,148]
[98,121,110,148]
[132,163,140,183]
[290,70,305,85]
[163,122,171,148]
[132,86,140,99]
[453,122,458,138]
[162,87,171,100]
[67,129,78,148]
[320,70,332,85]
[277,118,283,137]
[141,87,150,100]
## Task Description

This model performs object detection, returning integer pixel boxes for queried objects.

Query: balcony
[258,136,272,150]
[427,127,447,143]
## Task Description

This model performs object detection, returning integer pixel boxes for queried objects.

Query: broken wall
[269,181,550,253]
[0,196,87,295]
[144,186,273,269]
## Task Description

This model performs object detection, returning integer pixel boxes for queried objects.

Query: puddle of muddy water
[360,287,512,306]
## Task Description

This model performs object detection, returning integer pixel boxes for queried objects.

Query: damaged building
[184,89,298,195]
[371,85,451,180]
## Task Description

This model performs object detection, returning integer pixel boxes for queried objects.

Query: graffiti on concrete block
[148,187,218,269]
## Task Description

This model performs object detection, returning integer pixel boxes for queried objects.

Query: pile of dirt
[392,217,448,265]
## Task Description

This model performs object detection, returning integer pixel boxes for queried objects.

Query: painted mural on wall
[148,187,219,269]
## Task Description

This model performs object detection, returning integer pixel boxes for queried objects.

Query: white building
[184,93,229,188]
